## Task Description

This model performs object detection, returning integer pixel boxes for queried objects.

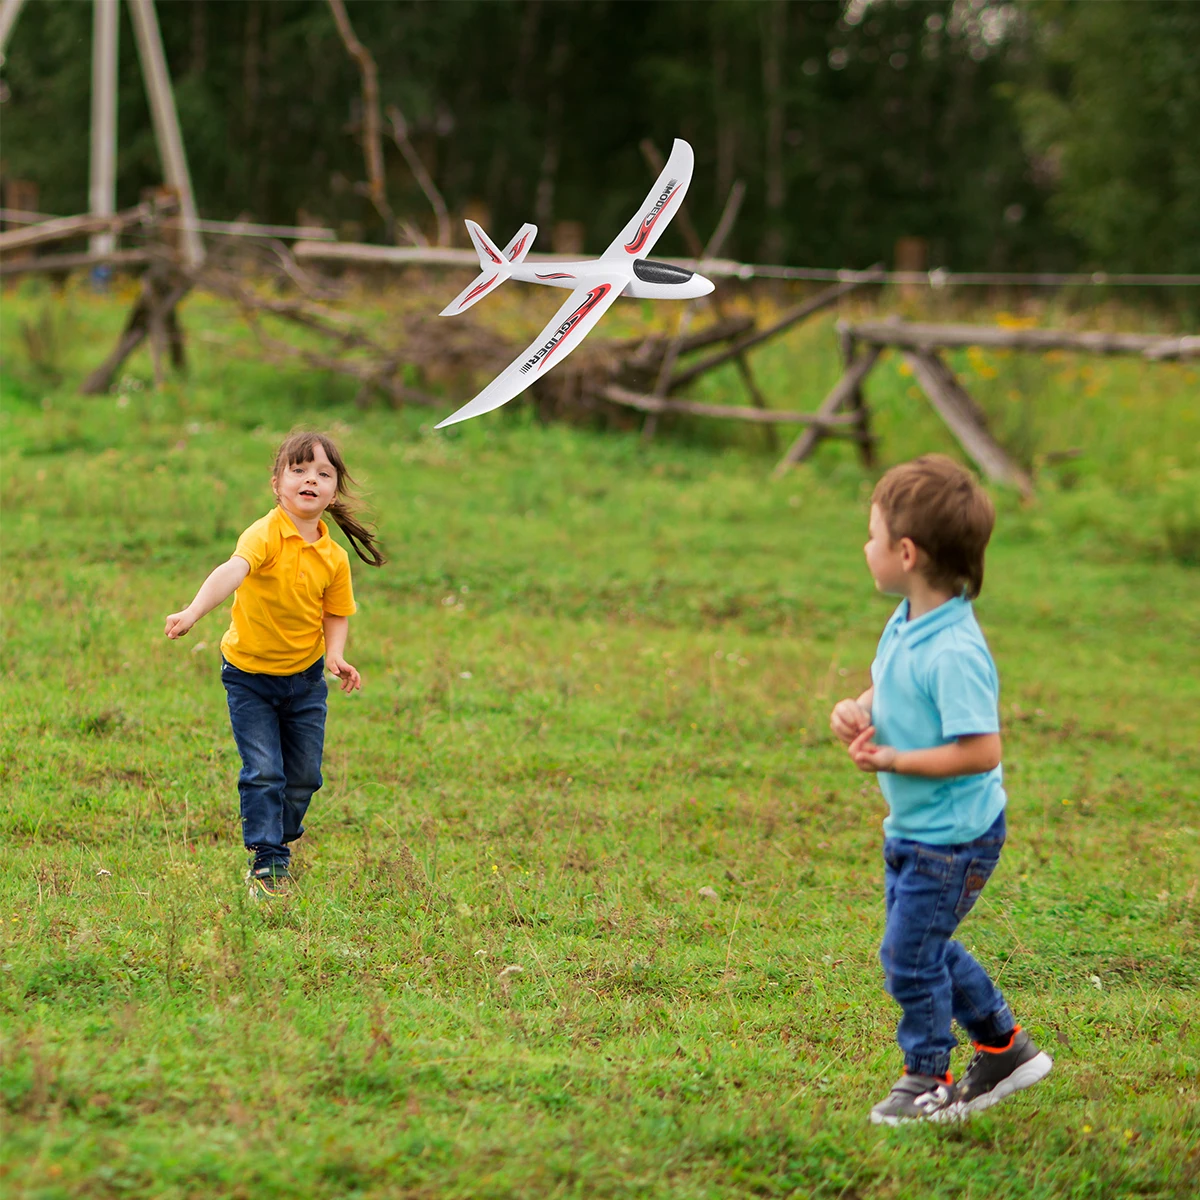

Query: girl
[165,431,385,896]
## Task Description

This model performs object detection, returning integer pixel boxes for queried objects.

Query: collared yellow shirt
[220,506,356,675]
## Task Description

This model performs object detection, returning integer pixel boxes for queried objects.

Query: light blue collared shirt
[870,596,1007,844]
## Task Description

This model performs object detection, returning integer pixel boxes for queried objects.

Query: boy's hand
[830,699,872,745]
[165,608,197,639]
[326,655,361,693]
[848,725,898,773]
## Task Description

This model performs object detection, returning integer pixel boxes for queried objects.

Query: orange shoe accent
[972,1024,1020,1054]
[902,1068,953,1084]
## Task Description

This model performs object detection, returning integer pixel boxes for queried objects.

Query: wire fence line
[3,207,1199,287]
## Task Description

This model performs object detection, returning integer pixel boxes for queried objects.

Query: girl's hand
[848,725,898,773]
[830,698,871,745]
[165,608,197,639]
[326,655,361,693]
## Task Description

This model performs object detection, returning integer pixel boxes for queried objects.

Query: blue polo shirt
[870,596,1006,845]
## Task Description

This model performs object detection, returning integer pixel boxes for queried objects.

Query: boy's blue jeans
[221,656,327,872]
[881,809,1015,1077]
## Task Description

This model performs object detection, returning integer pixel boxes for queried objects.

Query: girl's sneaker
[869,1071,956,1124]
[247,864,290,898]
[940,1027,1052,1120]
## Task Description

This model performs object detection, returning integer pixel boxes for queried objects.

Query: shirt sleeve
[929,644,1000,739]
[233,518,274,572]
[322,556,357,616]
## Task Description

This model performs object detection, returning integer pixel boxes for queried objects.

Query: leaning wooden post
[839,323,875,468]
[901,349,1033,497]
[79,256,192,394]
[127,0,204,266]
[772,344,882,478]
[89,0,119,257]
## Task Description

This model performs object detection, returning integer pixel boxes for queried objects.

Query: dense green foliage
[1011,0,1200,273]
[1,285,1198,1196]
[3,0,1198,270]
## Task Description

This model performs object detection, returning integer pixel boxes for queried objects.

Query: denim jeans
[880,809,1015,1077]
[221,656,327,872]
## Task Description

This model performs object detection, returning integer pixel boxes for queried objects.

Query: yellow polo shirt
[220,507,357,675]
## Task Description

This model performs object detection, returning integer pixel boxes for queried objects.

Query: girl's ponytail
[271,430,386,567]
[326,499,386,566]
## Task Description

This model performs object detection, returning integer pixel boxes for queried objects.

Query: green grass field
[2,280,1199,1198]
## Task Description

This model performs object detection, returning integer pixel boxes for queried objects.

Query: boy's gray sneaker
[869,1071,955,1125]
[246,864,290,898]
[939,1027,1052,1120]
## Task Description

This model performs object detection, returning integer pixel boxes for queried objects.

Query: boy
[829,456,1051,1124]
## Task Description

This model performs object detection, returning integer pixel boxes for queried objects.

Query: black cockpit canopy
[632,258,695,285]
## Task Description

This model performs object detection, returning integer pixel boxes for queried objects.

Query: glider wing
[601,138,694,262]
[435,273,626,428]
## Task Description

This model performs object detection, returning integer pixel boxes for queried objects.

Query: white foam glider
[435,138,714,429]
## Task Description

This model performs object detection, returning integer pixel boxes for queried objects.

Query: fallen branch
[252,330,440,410]
[669,269,883,391]
[0,204,150,254]
[598,385,866,431]
[847,319,1192,360]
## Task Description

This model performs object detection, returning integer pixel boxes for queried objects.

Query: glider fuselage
[511,256,714,300]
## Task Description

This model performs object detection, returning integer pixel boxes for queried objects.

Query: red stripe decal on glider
[623,178,681,254]
[539,284,612,370]
[459,274,499,307]
[519,283,614,376]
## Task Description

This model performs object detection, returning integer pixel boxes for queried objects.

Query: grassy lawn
[1,279,1198,1198]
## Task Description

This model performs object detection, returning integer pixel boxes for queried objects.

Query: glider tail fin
[440,220,509,316]
[442,219,537,317]
[502,222,537,264]
[466,220,507,270]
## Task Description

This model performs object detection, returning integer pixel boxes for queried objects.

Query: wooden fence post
[773,345,882,477]
[901,350,1033,497]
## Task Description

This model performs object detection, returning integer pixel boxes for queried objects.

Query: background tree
[1,0,1193,271]
[1010,0,1200,273]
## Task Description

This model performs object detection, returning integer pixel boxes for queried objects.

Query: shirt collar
[891,595,972,646]
[274,505,328,544]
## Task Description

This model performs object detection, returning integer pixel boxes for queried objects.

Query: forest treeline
[2,0,1198,272]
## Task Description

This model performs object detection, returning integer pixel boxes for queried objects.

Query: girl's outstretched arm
[165,557,251,639]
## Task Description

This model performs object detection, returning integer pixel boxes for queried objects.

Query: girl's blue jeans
[221,656,327,872]
[880,809,1015,1077]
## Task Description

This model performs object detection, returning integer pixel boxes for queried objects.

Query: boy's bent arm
[892,733,1001,777]
[165,557,250,639]
[850,729,1001,777]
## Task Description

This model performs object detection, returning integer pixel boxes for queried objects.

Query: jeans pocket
[955,855,999,920]
[914,849,953,882]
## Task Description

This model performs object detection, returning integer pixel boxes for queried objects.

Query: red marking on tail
[459,273,499,307]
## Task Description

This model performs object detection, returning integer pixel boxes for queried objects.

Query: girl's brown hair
[871,455,994,599]
[271,431,386,566]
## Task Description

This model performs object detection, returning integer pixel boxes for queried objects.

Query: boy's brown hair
[872,455,995,599]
